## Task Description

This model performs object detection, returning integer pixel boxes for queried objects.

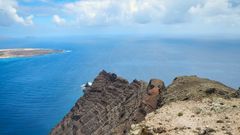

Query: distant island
[0,48,63,59]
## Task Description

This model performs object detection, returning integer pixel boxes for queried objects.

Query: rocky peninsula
[50,71,240,135]
[0,48,63,59]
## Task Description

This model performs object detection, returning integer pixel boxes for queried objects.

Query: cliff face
[50,71,165,135]
[51,71,239,135]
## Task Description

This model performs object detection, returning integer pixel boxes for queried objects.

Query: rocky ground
[130,75,240,135]
[129,97,240,135]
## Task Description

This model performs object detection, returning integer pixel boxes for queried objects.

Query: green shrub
[178,112,183,116]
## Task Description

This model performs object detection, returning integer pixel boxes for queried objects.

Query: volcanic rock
[50,71,165,135]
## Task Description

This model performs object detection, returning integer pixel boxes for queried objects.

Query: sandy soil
[130,97,240,135]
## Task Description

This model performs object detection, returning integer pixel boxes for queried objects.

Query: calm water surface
[0,36,240,135]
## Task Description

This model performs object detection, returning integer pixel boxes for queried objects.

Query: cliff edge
[50,70,165,135]
[51,71,239,135]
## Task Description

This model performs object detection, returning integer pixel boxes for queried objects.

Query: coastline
[0,48,63,59]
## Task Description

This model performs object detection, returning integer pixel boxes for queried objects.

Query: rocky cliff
[50,71,165,135]
[51,71,239,135]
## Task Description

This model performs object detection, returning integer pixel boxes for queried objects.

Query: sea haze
[0,36,240,135]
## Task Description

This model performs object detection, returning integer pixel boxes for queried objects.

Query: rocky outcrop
[162,75,239,106]
[130,76,240,135]
[50,71,165,135]
[143,79,165,111]
[51,72,239,135]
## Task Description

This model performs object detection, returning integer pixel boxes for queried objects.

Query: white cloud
[0,0,34,26]
[188,0,240,28]
[60,0,240,28]
[52,15,66,26]
[189,0,231,16]
[63,0,166,25]
[19,0,49,3]
[1,0,239,35]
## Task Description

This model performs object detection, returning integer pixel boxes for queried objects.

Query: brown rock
[216,120,224,123]
[142,79,165,111]
[153,127,166,133]
[163,76,237,104]
[198,127,216,135]
[50,71,165,135]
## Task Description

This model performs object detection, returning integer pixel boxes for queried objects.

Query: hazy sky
[0,0,240,37]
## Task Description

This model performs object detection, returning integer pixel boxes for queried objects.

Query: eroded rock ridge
[50,71,165,135]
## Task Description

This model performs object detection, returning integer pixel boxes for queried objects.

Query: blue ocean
[0,36,240,135]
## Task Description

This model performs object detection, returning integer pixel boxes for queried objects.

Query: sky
[0,0,240,37]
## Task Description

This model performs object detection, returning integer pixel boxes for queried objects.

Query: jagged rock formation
[51,72,239,135]
[143,79,165,111]
[50,71,165,135]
